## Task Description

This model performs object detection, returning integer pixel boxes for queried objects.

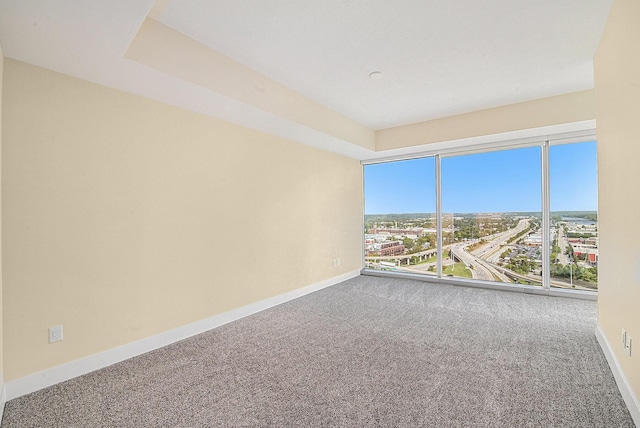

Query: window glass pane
[441,147,542,285]
[549,141,598,290]
[364,157,437,275]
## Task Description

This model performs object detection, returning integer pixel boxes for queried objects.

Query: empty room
[0,0,638,426]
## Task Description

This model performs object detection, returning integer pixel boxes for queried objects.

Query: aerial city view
[364,142,598,290]
[364,211,598,290]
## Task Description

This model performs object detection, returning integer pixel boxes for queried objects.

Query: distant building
[524,231,543,247]
[371,225,427,237]
[585,237,598,246]
[367,240,405,257]
[572,244,598,266]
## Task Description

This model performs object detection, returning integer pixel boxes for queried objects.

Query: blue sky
[364,141,597,214]
[549,141,598,211]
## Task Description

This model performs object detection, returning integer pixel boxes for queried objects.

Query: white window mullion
[541,140,551,290]
[436,154,443,278]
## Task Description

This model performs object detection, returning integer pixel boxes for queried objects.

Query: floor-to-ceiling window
[441,147,542,285]
[549,141,598,290]
[364,157,436,275]
[362,133,598,294]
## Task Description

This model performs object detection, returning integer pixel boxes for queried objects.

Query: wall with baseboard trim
[596,324,640,425]
[2,59,364,383]
[594,0,640,407]
[5,269,360,400]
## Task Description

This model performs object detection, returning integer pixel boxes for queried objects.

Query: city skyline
[365,141,597,215]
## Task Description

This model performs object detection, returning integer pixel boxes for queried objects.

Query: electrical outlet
[336,258,341,266]
[49,325,63,343]
[625,335,632,357]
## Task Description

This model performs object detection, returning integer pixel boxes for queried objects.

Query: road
[448,218,532,283]
[374,219,532,283]
[367,216,594,290]
[472,219,530,263]
[556,224,570,265]
[450,244,492,280]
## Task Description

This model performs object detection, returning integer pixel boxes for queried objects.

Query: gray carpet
[2,275,635,427]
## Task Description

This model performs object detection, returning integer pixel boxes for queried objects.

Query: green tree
[402,237,415,250]
[507,256,536,275]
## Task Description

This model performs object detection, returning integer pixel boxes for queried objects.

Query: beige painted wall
[594,0,640,402]
[1,59,363,381]
[376,90,595,151]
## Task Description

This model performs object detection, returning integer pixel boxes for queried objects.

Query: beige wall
[376,90,595,151]
[594,0,640,401]
[1,59,363,381]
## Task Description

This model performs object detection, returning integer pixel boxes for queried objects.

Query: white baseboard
[595,324,640,426]
[0,374,6,423]
[5,270,360,401]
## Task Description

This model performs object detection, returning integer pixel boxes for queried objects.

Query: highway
[449,218,531,283]
[451,219,591,290]
[367,217,590,289]
[367,219,531,282]
[450,244,492,281]
[366,215,593,290]
[472,219,530,263]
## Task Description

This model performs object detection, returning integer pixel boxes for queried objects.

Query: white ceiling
[0,0,613,158]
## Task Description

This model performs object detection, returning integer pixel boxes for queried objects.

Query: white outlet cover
[49,325,64,343]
